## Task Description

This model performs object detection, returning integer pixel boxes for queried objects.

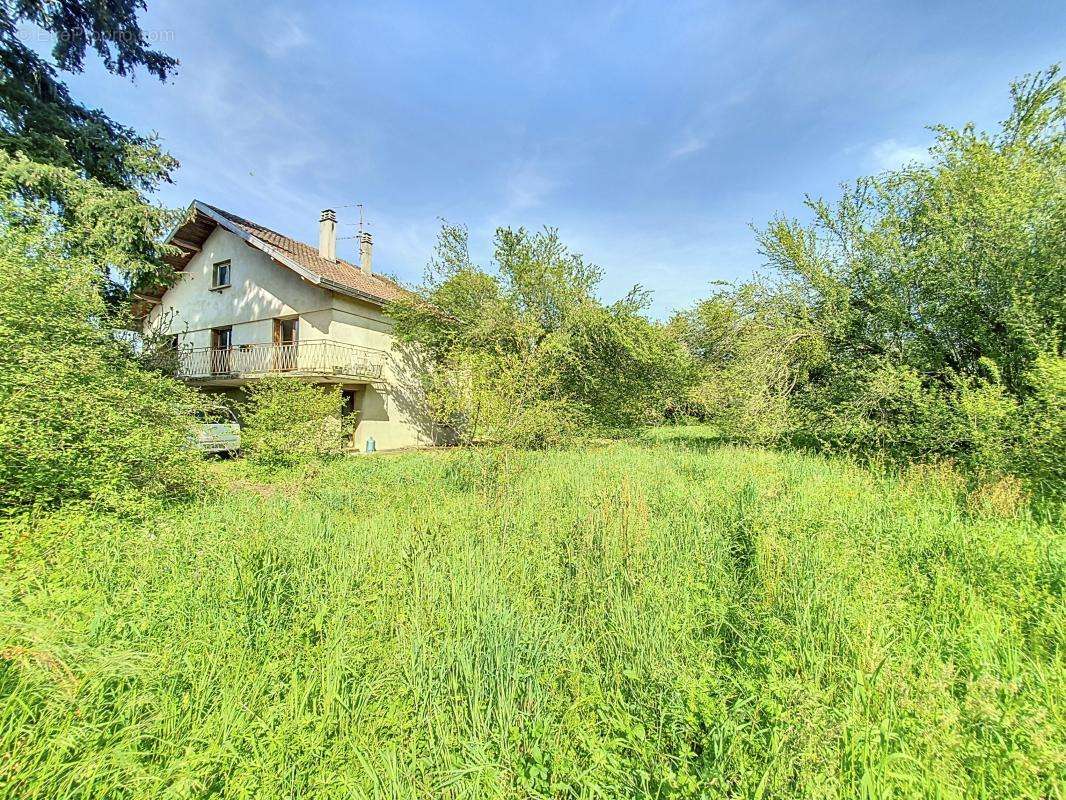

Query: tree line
[0,1,1060,511]
[670,67,1064,502]
[390,66,1064,504]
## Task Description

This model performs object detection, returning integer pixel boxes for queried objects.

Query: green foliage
[240,377,348,469]
[1014,355,1066,502]
[0,199,204,512]
[0,152,183,295]
[422,350,577,448]
[2,435,1062,797]
[0,3,194,513]
[681,66,1065,498]
[671,281,825,443]
[390,225,694,445]
[0,3,182,306]
[0,1,178,192]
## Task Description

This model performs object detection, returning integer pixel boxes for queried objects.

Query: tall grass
[1,432,1063,798]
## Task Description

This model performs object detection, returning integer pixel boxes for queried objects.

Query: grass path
[1,433,1063,798]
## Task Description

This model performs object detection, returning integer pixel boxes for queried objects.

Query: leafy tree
[670,280,825,443]
[0,1,182,302]
[0,151,180,298]
[760,67,1063,396]
[391,225,693,446]
[0,0,178,190]
[0,197,203,511]
[0,1,200,512]
[681,66,1064,498]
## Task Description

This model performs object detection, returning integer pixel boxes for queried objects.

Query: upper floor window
[211,260,231,290]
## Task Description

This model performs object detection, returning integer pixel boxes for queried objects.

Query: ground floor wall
[192,380,444,453]
[346,380,443,452]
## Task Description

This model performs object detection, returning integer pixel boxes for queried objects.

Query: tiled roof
[202,203,409,305]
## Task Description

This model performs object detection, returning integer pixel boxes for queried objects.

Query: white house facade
[139,201,441,451]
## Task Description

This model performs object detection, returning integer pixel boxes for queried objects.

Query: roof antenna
[357,204,373,276]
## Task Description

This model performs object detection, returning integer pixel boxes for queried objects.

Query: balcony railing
[177,340,385,381]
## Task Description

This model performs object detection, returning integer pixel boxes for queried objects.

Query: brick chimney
[318,209,336,261]
[359,231,373,275]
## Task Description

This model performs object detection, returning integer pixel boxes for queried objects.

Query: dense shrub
[240,377,348,468]
[390,226,693,446]
[1014,355,1066,503]
[670,281,824,444]
[422,350,578,448]
[0,203,205,512]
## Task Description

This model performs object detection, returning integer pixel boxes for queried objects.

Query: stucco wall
[145,226,333,347]
[329,295,441,451]
[147,226,442,452]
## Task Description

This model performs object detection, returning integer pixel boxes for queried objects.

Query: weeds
[0,434,1062,798]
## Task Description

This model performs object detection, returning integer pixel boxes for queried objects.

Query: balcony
[177,340,386,384]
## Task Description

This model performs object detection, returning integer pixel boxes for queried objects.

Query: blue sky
[47,0,1065,317]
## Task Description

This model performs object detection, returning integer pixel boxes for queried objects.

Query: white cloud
[869,138,929,171]
[667,131,708,161]
[252,9,310,58]
[158,44,329,218]
[503,161,558,212]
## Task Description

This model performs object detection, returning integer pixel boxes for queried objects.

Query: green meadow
[2,431,1063,799]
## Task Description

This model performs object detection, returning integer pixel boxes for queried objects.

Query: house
[138,200,441,451]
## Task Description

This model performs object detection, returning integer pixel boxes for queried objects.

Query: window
[211,260,231,289]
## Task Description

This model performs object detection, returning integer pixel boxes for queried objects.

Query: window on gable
[211,260,231,289]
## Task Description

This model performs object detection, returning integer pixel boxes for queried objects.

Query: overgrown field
[1,431,1063,798]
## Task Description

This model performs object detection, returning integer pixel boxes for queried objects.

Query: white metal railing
[177,340,385,381]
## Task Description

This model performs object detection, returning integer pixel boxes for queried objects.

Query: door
[341,388,361,448]
[210,327,232,374]
[273,317,298,371]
